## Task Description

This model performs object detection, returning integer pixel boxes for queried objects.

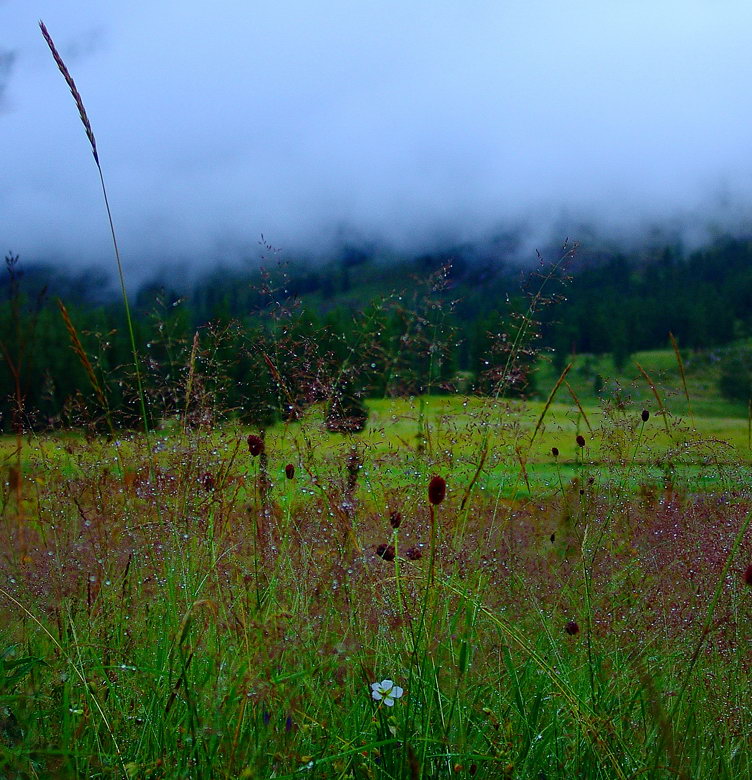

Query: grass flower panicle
[371,680,404,706]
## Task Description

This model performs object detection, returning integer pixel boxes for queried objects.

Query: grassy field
[1,387,751,778]
[6,31,749,777]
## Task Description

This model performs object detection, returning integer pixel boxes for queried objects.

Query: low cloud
[2,1,752,280]
[0,49,16,111]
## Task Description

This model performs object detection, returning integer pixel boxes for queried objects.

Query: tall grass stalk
[39,21,150,436]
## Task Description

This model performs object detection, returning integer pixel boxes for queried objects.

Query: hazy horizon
[3,1,752,281]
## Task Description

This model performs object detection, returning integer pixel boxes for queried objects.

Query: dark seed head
[285,463,295,479]
[200,472,215,492]
[428,476,446,505]
[641,409,650,422]
[376,543,396,561]
[565,621,580,636]
[576,435,586,448]
[247,434,264,457]
[743,564,752,586]
[551,447,559,457]
[405,546,423,560]
[389,510,402,529]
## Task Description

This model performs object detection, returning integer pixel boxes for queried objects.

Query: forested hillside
[1,236,751,430]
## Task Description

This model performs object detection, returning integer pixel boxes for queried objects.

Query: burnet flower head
[371,679,404,706]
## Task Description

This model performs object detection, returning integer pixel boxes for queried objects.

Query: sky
[3,1,752,281]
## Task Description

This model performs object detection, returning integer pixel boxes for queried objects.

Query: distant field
[4,381,747,502]
[535,345,750,419]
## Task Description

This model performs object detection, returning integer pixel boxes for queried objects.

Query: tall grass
[0,24,749,780]
[39,21,149,436]
[1,394,751,777]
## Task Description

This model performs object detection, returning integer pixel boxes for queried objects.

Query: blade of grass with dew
[669,331,695,428]
[530,361,573,446]
[635,361,671,437]
[564,379,593,433]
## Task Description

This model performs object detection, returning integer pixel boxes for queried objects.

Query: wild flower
[405,546,423,560]
[285,463,295,479]
[565,621,580,635]
[551,447,559,457]
[371,679,404,706]
[641,409,650,422]
[389,510,402,529]
[376,544,396,561]
[576,434,586,448]
[247,434,264,456]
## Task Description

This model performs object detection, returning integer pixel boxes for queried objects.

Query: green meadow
[1,373,751,778]
[2,25,750,779]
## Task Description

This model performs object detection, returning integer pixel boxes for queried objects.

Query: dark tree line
[1,236,751,430]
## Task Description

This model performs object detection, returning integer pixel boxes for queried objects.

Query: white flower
[371,679,404,706]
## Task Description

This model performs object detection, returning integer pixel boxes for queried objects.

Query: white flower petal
[391,686,404,698]
[372,690,383,701]
[380,679,394,689]
[383,697,395,706]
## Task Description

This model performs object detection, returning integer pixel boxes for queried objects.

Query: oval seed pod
[428,476,446,505]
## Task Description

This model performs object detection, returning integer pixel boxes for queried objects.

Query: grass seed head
[376,543,395,561]
[576,434,586,448]
[285,463,295,479]
[389,510,402,529]
[642,409,650,422]
[565,620,580,635]
[39,21,99,164]
[428,475,446,505]
[551,446,559,457]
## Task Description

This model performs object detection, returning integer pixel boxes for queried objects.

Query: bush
[718,348,752,402]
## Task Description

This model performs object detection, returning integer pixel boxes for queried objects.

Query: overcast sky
[3,1,752,279]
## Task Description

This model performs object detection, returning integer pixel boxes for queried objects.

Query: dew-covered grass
[1,393,751,779]
[7,26,749,776]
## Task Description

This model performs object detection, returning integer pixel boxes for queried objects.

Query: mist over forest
[2,228,751,432]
